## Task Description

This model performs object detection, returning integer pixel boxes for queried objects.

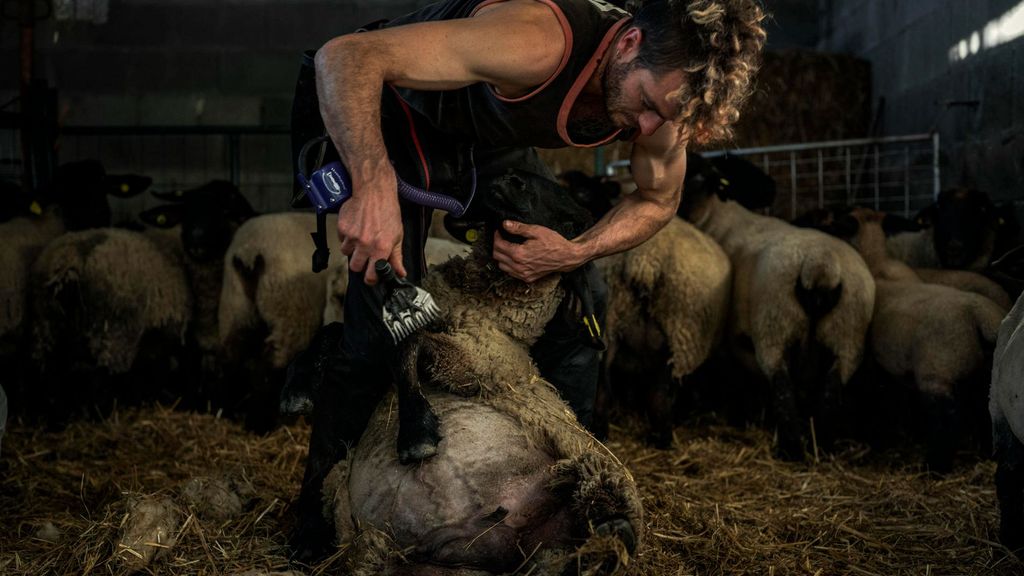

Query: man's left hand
[492,220,583,283]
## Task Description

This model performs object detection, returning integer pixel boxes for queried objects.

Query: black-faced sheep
[679,154,876,459]
[830,207,1006,472]
[886,187,1020,273]
[318,171,640,574]
[991,291,1024,557]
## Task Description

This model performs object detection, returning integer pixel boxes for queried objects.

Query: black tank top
[383,0,633,149]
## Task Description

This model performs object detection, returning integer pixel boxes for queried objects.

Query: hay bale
[116,496,181,570]
[732,49,872,147]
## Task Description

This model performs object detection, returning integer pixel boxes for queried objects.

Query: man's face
[603,55,685,137]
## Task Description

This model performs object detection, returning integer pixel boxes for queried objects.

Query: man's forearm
[315,35,395,195]
[571,184,680,263]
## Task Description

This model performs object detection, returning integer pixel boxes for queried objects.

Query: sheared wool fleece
[116,496,182,571]
[30,227,191,373]
[598,216,732,380]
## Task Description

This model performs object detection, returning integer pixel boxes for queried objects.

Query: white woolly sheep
[220,211,344,371]
[27,181,254,419]
[678,154,876,460]
[839,208,1006,472]
[595,216,732,447]
[28,228,192,413]
[218,211,346,430]
[991,291,1024,557]
[0,161,150,360]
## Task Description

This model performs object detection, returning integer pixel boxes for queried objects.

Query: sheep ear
[106,174,152,198]
[139,204,185,228]
[881,213,922,235]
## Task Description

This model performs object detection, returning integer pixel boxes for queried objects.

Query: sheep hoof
[594,515,637,555]
[397,406,442,465]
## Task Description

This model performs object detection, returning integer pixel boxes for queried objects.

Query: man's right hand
[336,172,406,285]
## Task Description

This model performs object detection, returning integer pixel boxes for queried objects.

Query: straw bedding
[1,405,1020,575]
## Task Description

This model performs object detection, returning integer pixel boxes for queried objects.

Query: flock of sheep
[2,152,1024,569]
[568,151,1024,557]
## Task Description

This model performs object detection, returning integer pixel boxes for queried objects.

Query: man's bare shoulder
[468,0,569,96]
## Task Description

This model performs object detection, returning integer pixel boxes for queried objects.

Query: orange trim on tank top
[556,17,630,148]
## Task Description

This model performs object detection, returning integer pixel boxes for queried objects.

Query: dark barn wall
[1,0,433,126]
[0,0,436,214]
[818,0,1024,209]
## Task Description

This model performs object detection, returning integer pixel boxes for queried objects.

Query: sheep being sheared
[306,171,642,575]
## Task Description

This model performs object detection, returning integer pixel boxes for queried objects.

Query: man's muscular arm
[493,122,686,283]
[314,1,565,283]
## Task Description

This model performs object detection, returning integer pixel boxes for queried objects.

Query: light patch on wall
[948,0,1024,62]
[53,0,109,24]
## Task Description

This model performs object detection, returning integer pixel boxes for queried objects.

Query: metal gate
[606,133,941,219]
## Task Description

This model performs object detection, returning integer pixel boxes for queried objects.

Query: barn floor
[0,404,1020,575]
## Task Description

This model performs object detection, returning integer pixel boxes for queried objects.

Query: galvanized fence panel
[606,133,941,220]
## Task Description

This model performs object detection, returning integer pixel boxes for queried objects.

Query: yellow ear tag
[720,178,730,186]
[466,229,479,243]
[175,189,184,197]
[29,201,43,215]
[120,183,130,193]
[157,214,167,226]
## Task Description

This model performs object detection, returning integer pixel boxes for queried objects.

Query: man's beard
[602,58,635,128]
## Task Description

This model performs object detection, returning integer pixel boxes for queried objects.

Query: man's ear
[616,27,643,61]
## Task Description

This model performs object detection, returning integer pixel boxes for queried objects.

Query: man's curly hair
[628,0,766,146]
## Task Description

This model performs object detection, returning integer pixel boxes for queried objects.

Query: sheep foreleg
[391,336,442,465]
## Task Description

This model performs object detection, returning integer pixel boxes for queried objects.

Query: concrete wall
[818,0,1024,207]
